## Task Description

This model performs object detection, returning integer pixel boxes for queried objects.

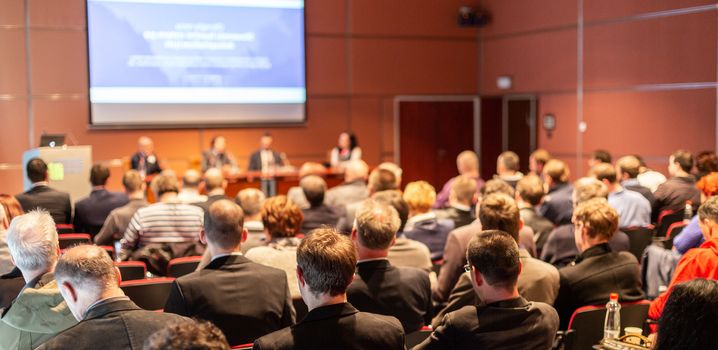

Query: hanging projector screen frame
[84,0,308,130]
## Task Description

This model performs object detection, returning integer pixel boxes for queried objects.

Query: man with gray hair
[35,245,186,350]
[194,168,229,212]
[236,188,266,253]
[300,175,343,233]
[0,210,76,350]
[347,198,432,333]
[177,169,207,204]
[324,160,369,208]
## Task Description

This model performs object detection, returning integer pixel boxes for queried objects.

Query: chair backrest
[166,256,202,278]
[622,227,654,261]
[406,326,433,348]
[565,301,650,350]
[115,261,147,281]
[56,224,74,234]
[656,210,684,238]
[120,277,175,310]
[58,233,92,249]
[97,245,116,261]
[293,298,309,322]
[231,344,253,350]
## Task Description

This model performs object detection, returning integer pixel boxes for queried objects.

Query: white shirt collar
[210,251,243,262]
[357,257,389,264]
[406,212,437,227]
[451,203,472,212]
[31,181,49,188]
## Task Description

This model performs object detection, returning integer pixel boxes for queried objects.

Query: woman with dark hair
[201,135,238,172]
[330,132,362,168]
[0,194,24,275]
[695,151,718,181]
[656,278,718,350]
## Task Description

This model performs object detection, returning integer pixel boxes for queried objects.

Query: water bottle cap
[610,293,618,301]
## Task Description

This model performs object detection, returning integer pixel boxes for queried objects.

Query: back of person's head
[54,245,119,318]
[261,196,303,238]
[698,196,718,223]
[354,199,400,250]
[592,150,612,164]
[377,162,403,188]
[480,179,515,198]
[457,150,479,174]
[236,188,266,217]
[572,177,609,205]
[479,194,520,241]
[467,230,520,290]
[344,160,369,182]
[143,320,230,350]
[6,210,58,273]
[371,190,409,232]
[573,198,618,240]
[451,175,477,204]
[182,169,202,189]
[301,175,327,207]
[150,174,179,197]
[403,181,436,213]
[89,164,110,187]
[543,159,570,184]
[590,162,617,184]
[516,175,545,206]
[671,149,694,173]
[26,157,48,183]
[616,155,641,179]
[697,173,718,198]
[298,162,326,179]
[498,151,520,172]
[656,278,718,350]
[203,168,224,192]
[0,194,24,230]
[531,149,551,167]
[696,151,718,175]
[122,170,144,193]
[368,168,398,193]
[297,227,356,297]
[204,200,245,250]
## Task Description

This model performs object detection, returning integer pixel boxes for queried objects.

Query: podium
[22,146,93,204]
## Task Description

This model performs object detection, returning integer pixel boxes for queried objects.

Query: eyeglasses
[463,264,472,272]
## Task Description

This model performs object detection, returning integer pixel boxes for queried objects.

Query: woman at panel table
[201,136,238,172]
[329,132,362,169]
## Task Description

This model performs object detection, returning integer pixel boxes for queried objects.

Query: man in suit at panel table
[248,133,285,172]
[35,245,187,350]
[164,200,295,346]
[253,228,405,350]
[130,136,162,176]
[347,198,432,333]
[193,168,229,212]
[15,158,72,225]
[73,164,129,238]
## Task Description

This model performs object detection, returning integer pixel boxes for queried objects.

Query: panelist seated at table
[201,136,238,172]
[130,136,162,176]
[248,132,285,172]
[330,132,362,169]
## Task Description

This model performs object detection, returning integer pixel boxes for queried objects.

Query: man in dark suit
[248,133,284,172]
[300,175,342,233]
[435,175,476,229]
[73,164,129,237]
[539,159,574,226]
[130,136,162,176]
[554,198,645,329]
[36,245,187,350]
[15,158,72,225]
[652,150,702,219]
[253,228,405,350]
[0,267,24,312]
[616,155,656,209]
[193,168,229,212]
[164,200,295,346]
[347,199,432,333]
[416,230,559,349]
[515,175,555,256]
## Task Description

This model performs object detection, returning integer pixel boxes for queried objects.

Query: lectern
[22,146,93,204]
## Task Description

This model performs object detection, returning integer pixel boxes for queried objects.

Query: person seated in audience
[339,168,400,233]
[164,200,294,346]
[539,159,573,226]
[377,162,403,188]
[119,174,205,270]
[94,170,148,246]
[435,175,476,229]
[143,320,230,350]
[324,160,369,208]
[591,162,651,228]
[616,155,656,208]
[654,278,718,350]
[347,198,432,333]
[36,245,187,350]
[194,168,229,212]
[495,151,523,188]
[330,131,362,169]
[653,149,701,219]
[14,158,72,225]
[529,148,551,178]
[516,175,554,257]
[245,196,304,299]
[635,154,667,192]
[130,136,162,176]
[235,188,267,253]
[73,164,129,237]
[540,177,630,267]
[417,230,559,350]
[201,136,238,172]
[300,175,343,233]
[694,151,718,181]
[402,181,454,260]
[434,151,484,209]
[649,196,718,320]
[0,195,24,310]
[587,149,612,168]
[286,162,326,209]
[176,169,207,204]
[253,228,405,350]
[0,210,76,349]
[672,172,718,253]
[248,132,285,172]
[553,198,644,328]
[432,194,559,327]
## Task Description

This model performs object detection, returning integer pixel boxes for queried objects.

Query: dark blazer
[253,302,405,350]
[540,224,631,268]
[622,180,657,210]
[416,298,559,350]
[301,204,343,233]
[130,152,161,175]
[248,150,284,171]
[73,189,129,237]
[193,194,230,212]
[164,254,295,346]
[0,267,24,312]
[538,183,574,226]
[435,206,474,229]
[403,217,454,260]
[15,185,72,224]
[36,298,186,350]
[347,259,432,333]
[554,243,645,329]
[520,206,555,256]
[652,176,701,217]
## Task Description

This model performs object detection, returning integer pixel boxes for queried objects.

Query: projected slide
[87,0,306,127]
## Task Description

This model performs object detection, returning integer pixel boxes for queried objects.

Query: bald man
[194,168,229,212]
[434,150,485,209]
[177,169,207,204]
[130,137,162,176]
[325,160,370,208]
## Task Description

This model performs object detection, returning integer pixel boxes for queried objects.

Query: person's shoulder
[524,256,559,275]
[615,250,640,264]
[356,310,404,330]
[528,301,560,322]
[254,326,294,350]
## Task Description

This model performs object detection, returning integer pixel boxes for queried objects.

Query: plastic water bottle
[684,200,693,223]
[604,293,621,340]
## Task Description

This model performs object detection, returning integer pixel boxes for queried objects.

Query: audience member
[347,199,432,333]
[554,198,644,328]
[330,132,362,169]
[194,168,229,212]
[635,154,667,192]
[130,136,162,176]
[694,151,718,181]
[73,164,129,237]
[339,167,399,233]
[176,169,207,204]
[435,175,476,229]
[416,230,559,350]
[515,175,554,256]
[253,228,405,350]
[94,170,148,246]
[495,151,523,188]
[245,196,304,298]
[591,162,651,228]
[0,195,23,275]
[654,278,718,350]
[14,158,72,225]
[324,160,369,208]
[165,200,294,346]
[529,148,551,178]
[377,162,403,188]
[0,210,76,349]
[143,320,230,350]
[36,245,186,350]
[403,181,454,260]
[235,188,267,253]
[539,159,573,226]
[201,136,238,172]
[300,175,343,233]
[434,150,485,209]
[248,132,285,172]
[653,149,701,216]
[616,155,656,208]
[673,172,718,253]
[588,149,612,168]
[286,162,326,209]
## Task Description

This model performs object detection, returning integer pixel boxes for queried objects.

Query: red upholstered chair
[97,245,116,261]
[231,344,253,349]
[56,224,74,234]
[622,227,655,261]
[58,234,91,249]
[562,300,650,350]
[166,256,202,278]
[120,277,175,311]
[406,326,433,348]
[115,261,147,281]
[655,210,684,238]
